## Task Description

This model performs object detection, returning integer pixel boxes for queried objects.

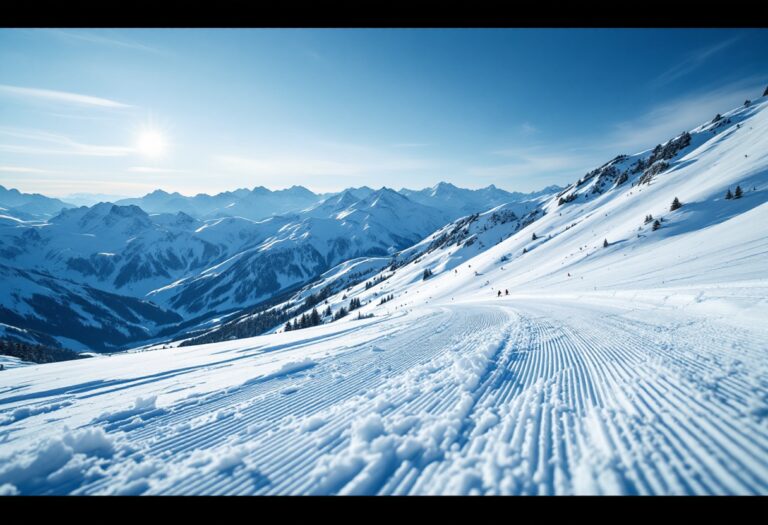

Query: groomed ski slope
[0,286,767,495]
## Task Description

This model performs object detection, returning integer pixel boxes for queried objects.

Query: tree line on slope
[0,339,88,365]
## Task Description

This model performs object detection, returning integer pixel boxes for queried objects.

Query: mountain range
[0,181,558,350]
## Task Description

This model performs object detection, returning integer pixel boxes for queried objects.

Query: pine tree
[652,219,661,231]
[603,239,608,248]
[734,185,743,199]
[725,188,733,200]
[422,268,433,280]
[670,197,682,211]
[284,321,292,332]
[531,232,538,241]
[764,85,768,97]
[522,247,527,254]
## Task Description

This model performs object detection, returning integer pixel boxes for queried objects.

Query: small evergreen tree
[725,188,733,200]
[734,185,743,199]
[422,268,433,280]
[603,238,608,248]
[522,247,527,254]
[652,219,661,231]
[333,307,348,321]
[284,321,292,332]
[764,85,768,97]
[531,232,538,241]
[670,197,682,211]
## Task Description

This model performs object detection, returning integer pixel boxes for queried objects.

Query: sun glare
[136,129,168,158]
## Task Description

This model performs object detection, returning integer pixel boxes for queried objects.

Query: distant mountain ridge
[0,185,74,220]
[114,185,323,221]
[399,182,561,220]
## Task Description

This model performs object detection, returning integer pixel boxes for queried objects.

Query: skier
[497,290,502,298]
[505,289,509,296]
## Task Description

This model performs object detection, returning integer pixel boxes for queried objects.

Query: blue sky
[0,28,766,198]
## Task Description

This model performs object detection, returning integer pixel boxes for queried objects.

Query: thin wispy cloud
[609,77,765,153]
[127,167,186,173]
[0,166,51,174]
[216,154,435,178]
[471,146,595,182]
[0,127,133,157]
[519,122,539,136]
[216,139,441,186]
[650,37,741,88]
[0,177,160,197]
[0,84,132,109]
[468,77,766,192]
[47,112,124,122]
[43,29,166,55]
[391,143,431,149]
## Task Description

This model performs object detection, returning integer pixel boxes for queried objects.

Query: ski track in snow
[1,295,766,495]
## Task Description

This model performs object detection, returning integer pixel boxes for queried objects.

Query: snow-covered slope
[310,96,768,322]
[1,94,767,495]
[0,264,182,352]
[0,354,32,370]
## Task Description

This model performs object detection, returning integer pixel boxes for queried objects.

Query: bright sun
[136,129,168,158]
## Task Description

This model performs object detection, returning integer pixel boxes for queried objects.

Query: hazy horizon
[1,180,565,204]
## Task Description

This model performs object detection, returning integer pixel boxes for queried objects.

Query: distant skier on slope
[505,289,509,296]
[497,290,502,297]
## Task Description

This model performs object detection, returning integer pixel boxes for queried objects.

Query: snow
[1,289,766,494]
[0,355,33,370]
[1,96,767,494]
